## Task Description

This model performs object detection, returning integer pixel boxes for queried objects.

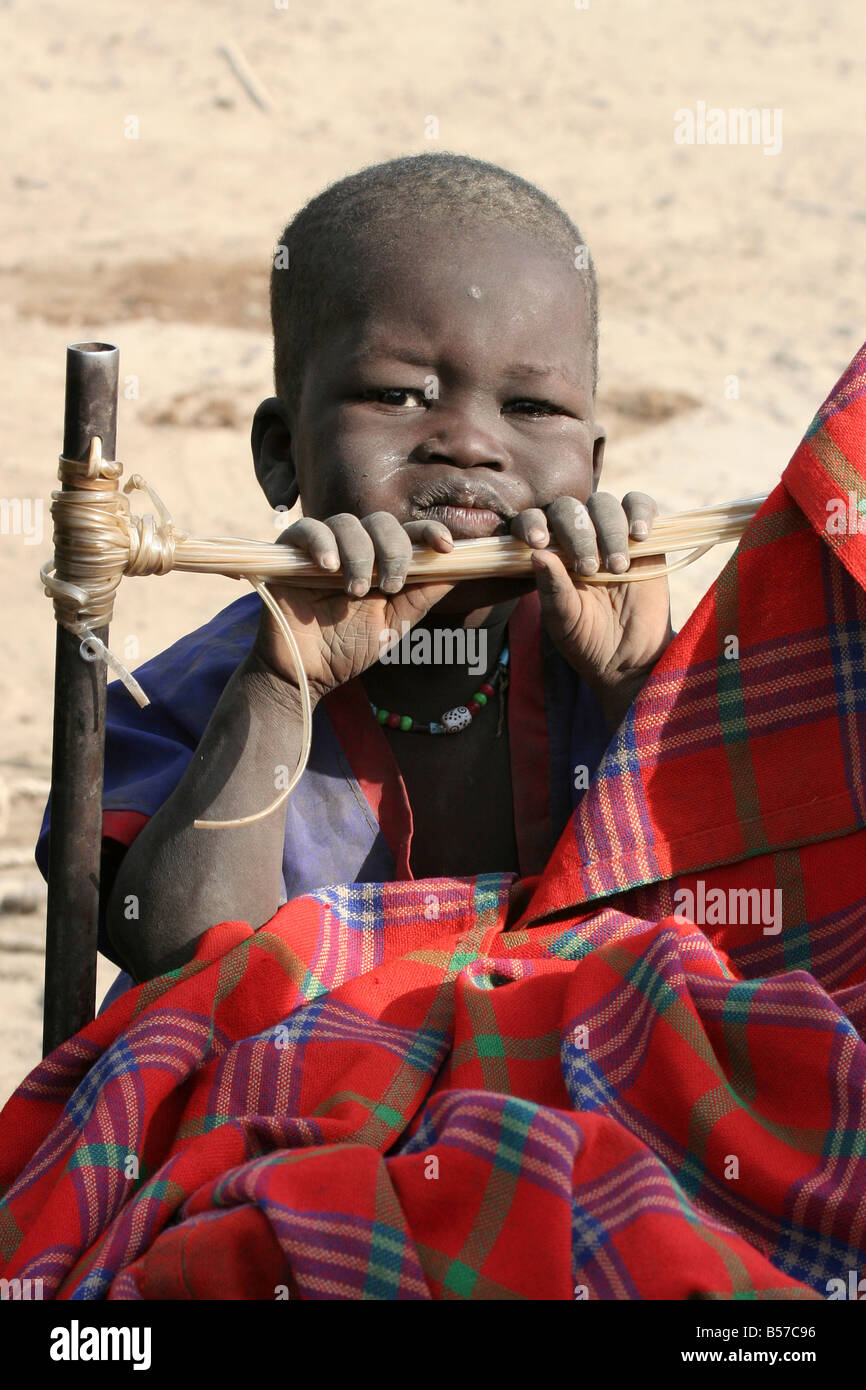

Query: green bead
[400,715,413,731]
[377,708,389,723]
[473,691,488,706]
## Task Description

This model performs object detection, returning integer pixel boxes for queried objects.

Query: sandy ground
[1,0,864,1106]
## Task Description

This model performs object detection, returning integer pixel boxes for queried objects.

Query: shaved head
[270,152,598,416]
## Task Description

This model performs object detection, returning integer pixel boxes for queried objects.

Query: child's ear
[591,424,606,494]
[251,398,299,509]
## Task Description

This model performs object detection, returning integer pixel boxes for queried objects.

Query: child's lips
[416,505,509,539]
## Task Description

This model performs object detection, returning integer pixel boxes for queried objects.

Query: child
[37,152,672,984]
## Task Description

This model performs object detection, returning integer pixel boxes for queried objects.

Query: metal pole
[42,342,119,1055]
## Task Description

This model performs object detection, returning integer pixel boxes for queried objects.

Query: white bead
[442,705,472,733]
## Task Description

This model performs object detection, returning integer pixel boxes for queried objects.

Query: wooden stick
[218,41,273,112]
[43,343,119,1056]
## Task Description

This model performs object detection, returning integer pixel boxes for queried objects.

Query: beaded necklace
[368,644,510,736]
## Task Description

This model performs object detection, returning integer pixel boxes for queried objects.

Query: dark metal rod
[42,342,119,1056]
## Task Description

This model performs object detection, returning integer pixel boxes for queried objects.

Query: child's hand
[511,491,673,730]
[250,512,458,702]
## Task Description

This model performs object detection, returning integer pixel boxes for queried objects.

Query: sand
[1,0,864,1106]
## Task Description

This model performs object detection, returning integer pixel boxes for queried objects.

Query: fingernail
[630,521,648,539]
[528,528,548,546]
[606,552,628,574]
[380,576,403,593]
[578,556,599,575]
[349,579,368,597]
[321,552,340,570]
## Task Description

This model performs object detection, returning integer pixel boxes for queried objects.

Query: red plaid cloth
[1,347,865,1300]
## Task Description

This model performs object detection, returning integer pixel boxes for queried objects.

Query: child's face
[257,222,604,610]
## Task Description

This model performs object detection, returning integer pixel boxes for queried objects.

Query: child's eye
[505,399,565,418]
[361,388,427,409]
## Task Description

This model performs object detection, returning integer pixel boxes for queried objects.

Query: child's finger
[278,517,340,570]
[386,577,460,633]
[622,491,659,540]
[530,550,581,640]
[510,508,550,548]
[323,512,377,596]
[361,511,414,592]
[403,519,455,552]
[586,492,630,573]
[546,496,599,576]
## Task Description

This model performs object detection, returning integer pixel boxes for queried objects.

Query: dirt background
[1,0,864,1105]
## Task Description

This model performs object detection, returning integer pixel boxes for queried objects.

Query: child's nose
[412,406,510,470]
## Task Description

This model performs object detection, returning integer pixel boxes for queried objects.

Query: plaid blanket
[2,348,866,1301]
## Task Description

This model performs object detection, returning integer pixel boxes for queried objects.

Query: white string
[193,578,314,829]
